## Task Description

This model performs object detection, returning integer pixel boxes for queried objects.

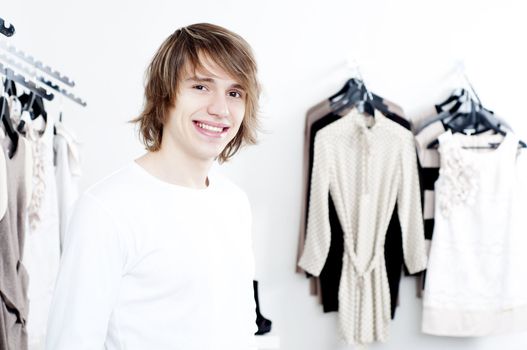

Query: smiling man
[46,23,261,350]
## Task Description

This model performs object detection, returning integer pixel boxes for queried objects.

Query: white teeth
[197,122,223,133]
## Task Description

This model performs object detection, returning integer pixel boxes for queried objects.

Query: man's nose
[207,92,230,118]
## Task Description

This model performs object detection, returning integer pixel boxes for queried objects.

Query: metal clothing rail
[0,52,86,107]
[0,62,54,101]
[0,41,75,87]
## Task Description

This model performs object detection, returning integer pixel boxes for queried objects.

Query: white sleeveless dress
[423,130,527,336]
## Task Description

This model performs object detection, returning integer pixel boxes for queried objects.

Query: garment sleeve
[298,134,331,277]
[46,193,127,350]
[397,135,428,274]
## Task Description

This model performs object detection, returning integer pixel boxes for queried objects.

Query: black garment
[306,111,411,319]
[412,113,444,290]
[418,164,440,241]
[253,280,272,335]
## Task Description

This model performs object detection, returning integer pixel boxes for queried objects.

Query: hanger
[416,61,510,133]
[0,96,19,158]
[430,92,511,135]
[19,91,47,123]
[350,62,375,117]
[329,60,378,117]
[435,88,467,113]
[422,62,517,148]
[0,18,15,38]
[0,63,54,101]
[414,89,470,133]
[3,77,17,96]
[330,78,376,116]
[329,78,363,111]
[356,81,375,117]
[427,100,526,149]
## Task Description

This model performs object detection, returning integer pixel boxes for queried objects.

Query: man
[46,23,261,349]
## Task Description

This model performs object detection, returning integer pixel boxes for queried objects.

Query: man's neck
[135,147,212,189]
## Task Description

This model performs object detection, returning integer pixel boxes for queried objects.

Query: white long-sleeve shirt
[46,161,257,350]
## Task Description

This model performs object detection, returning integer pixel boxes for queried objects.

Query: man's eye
[229,90,243,98]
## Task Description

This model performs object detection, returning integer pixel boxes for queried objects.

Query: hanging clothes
[0,134,7,221]
[304,111,411,318]
[0,135,30,350]
[413,120,446,293]
[299,108,427,346]
[422,130,527,336]
[6,96,32,208]
[53,121,81,251]
[413,104,511,293]
[21,113,61,349]
[413,101,472,248]
[297,96,415,318]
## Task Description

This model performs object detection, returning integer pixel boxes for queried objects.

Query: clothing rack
[0,41,75,87]
[0,62,54,101]
[0,52,87,107]
[40,79,86,107]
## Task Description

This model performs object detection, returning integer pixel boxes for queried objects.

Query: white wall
[3,1,527,349]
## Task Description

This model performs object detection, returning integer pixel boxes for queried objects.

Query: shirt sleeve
[46,193,127,350]
[298,133,331,277]
[397,135,428,274]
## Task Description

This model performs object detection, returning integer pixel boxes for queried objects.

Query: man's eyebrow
[186,76,215,83]
[231,83,245,91]
[186,76,245,91]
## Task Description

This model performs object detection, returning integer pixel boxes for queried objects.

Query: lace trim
[26,123,46,230]
[436,136,479,218]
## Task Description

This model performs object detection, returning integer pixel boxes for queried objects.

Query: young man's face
[163,57,246,162]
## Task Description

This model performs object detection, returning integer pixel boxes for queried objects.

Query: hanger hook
[345,57,373,101]
[455,60,482,107]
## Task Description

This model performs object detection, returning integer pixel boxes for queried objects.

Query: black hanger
[16,92,48,137]
[428,101,527,149]
[356,86,375,117]
[427,101,489,149]
[0,96,19,158]
[3,78,17,96]
[417,86,511,134]
[452,101,526,147]
[450,101,485,133]
[0,63,54,101]
[329,78,377,117]
[19,91,47,123]
[435,88,467,113]
[329,78,363,112]
[414,90,469,133]
[0,18,15,37]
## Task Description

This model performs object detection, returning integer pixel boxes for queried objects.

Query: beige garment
[296,95,407,301]
[0,137,30,350]
[0,135,6,220]
[298,109,427,345]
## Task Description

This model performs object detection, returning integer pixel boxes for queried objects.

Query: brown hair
[131,23,261,163]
